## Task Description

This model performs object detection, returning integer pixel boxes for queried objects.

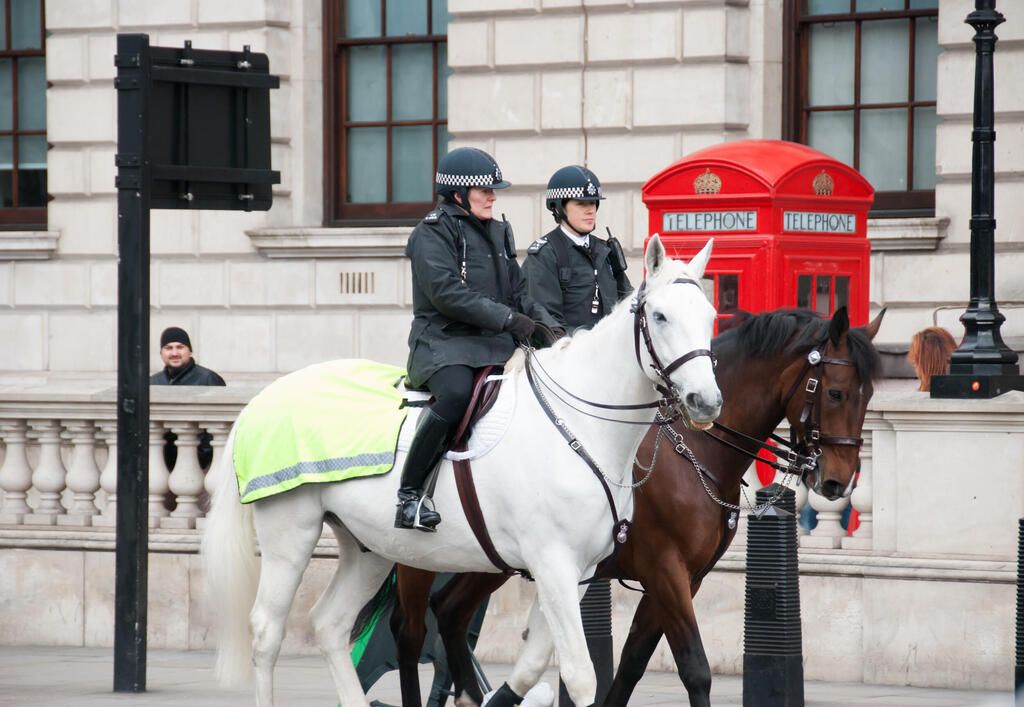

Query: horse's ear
[645,233,667,275]
[828,306,850,346]
[863,307,886,341]
[687,238,714,279]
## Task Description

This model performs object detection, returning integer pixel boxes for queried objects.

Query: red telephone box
[642,139,874,330]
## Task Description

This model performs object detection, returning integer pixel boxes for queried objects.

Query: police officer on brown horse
[522,166,633,334]
[397,147,561,532]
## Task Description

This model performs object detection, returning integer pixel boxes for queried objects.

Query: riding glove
[504,312,536,344]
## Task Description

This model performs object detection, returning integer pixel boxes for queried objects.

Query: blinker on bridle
[631,277,717,411]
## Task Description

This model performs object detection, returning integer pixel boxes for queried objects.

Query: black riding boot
[395,408,450,531]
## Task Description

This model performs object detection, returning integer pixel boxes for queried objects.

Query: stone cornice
[246,226,411,259]
[0,231,60,260]
[867,217,948,252]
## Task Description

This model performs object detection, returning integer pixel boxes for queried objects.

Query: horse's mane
[715,308,881,383]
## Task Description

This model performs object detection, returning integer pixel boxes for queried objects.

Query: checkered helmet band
[436,171,502,188]
[545,183,602,201]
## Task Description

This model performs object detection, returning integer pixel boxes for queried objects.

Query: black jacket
[405,202,559,388]
[522,227,633,333]
[150,359,226,386]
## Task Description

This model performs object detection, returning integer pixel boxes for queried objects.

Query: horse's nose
[685,391,722,420]
[819,479,844,501]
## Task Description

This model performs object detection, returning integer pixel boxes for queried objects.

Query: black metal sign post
[931,0,1024,399]
[113,33,278,692]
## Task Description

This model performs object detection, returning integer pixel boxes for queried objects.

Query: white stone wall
[3,0,1024,374]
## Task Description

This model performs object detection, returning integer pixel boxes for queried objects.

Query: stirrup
[413,496,440,533]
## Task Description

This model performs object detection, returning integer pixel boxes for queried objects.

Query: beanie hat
[160,327,192,350]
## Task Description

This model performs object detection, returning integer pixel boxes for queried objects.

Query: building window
[324,0,452,224]
[784,1,939,216]
[0,0,46,229]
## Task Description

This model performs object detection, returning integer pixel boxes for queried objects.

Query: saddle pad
[394,373,515,462]
[233,359,409,503]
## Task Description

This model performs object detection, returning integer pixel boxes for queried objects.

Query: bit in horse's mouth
[680,405,714,432]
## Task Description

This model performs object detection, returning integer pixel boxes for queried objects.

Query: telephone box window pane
[17,57,46,130]
[345,0,382,38]
[815,276,832,315]
[861,20,909,104]
[391,125,432,203]
[346,45,386,122]
[0,59,11,131]
[835,276,850,313]
[719,274,739,313]
[700,275,716,306]
[914,17,939,102]
[913,106,938,191]
[807,110,854,167]
[346,127,386,203]
[11,0,41,50]
[797,274,812,309]
[392,44,433,121]
[860,108,907,191]
[808,23,854,106]
[386,0,427,36]
[803,0,850,14]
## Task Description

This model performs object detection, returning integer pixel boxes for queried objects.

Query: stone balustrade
[0,386,870,547]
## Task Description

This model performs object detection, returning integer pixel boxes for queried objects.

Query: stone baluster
[0,420,33,524]
[148,421,171,527]
[800,488,850,549]
[58,420,101,526]
[24,420,67,525]
[843,432,874,550]
[196,421,232,529]
[162,421,204,529]
[778,468,810,536]
[93,421,118,527]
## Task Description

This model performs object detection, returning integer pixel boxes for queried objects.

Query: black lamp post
[930,0,1024,399]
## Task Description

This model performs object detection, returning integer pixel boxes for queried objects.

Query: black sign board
[113,33,279,693]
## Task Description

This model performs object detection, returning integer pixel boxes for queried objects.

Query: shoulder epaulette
[423,210,443,224]
[527,237,549,254]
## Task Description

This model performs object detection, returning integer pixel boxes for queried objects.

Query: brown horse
[388,306,884,707]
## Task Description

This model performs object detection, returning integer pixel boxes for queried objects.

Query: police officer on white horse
[398,147,561,532]
[522,166,633,334]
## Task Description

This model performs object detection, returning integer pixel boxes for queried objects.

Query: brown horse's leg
[645,565,712,707]
[392,565,437,707]
[603,593,664,707]
[431,571,511,706]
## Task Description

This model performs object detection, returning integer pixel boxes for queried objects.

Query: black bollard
[1016,518,1024,702]
[559,579,613,707]
[742,484,803,707]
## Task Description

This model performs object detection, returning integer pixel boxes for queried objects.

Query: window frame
[783,0,939,217]
[0,0,47,229]
[323,0,449,226]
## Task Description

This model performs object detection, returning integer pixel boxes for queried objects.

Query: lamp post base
[930,373,1024,399]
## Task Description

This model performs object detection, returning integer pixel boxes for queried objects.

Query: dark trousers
[424,365,476,428]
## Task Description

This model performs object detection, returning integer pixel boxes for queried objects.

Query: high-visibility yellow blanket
[233,359,410,504]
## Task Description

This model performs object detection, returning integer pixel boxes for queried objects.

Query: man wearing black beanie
[150,326,225,386]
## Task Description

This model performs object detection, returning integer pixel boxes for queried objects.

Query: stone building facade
[1,0,1021,381]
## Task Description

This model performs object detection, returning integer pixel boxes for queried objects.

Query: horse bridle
[632,277,717,407]
[781,336,863,466]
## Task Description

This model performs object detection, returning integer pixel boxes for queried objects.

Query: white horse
[201,235,722,707]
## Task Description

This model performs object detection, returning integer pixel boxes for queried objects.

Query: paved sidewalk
[0,646,1013,706]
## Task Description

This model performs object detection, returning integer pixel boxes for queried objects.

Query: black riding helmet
[435,147,511,207]
[545,165,605,230]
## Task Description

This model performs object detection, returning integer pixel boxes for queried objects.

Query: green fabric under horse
[233,359,410,504]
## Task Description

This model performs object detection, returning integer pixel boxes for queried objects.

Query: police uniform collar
[559,224,590,248]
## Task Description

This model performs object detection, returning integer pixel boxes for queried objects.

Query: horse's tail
[199,423,259,686]
[350,565,398,645]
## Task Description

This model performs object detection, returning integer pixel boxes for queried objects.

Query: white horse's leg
[501,595,555,697]
[250,490,325,707]
[530,563,596,707]
[310,525,394,707]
